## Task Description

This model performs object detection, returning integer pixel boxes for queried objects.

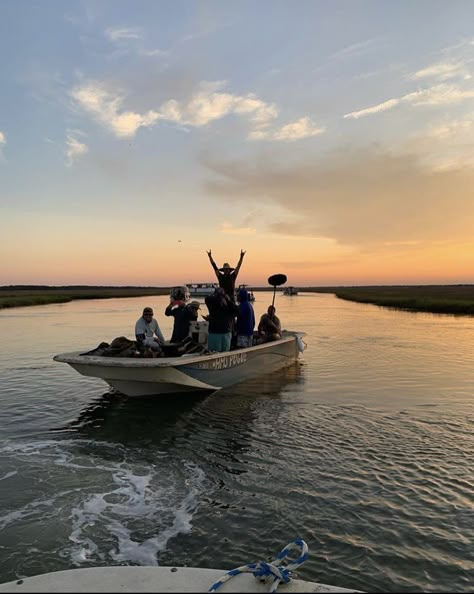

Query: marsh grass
[2,285,473,315]
[0,287,170,310]
[329,285,474,315]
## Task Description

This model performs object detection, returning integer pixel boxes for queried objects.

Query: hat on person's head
[188,301,201,309]
[219,262,234,272]
[143,307,153,314]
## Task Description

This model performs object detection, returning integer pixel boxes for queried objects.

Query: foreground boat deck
[0,566,361,593]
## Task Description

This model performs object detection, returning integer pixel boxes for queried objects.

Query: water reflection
[58,363,303,450]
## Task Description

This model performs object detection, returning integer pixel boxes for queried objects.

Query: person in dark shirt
[206,249,246,301]
[165,299,200,343]
[257,305,282,342]
[205,287,239,352]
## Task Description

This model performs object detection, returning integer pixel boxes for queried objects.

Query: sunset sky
[1,1,473,287]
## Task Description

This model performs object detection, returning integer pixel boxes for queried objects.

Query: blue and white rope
[208,538,309,593]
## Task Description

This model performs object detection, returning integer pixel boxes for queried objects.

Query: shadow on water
[53,363,304,448]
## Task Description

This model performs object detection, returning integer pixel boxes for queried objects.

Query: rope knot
[208,539,308,593]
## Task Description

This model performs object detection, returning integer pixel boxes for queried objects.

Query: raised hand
[206,249,212,257]
[240,249,246,258]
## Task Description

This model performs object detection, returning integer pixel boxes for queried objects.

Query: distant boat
[187,282,219,297]
[236,284,255,301]
[284,286,298,296]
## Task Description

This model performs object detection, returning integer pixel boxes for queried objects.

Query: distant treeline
[1,284,473,315]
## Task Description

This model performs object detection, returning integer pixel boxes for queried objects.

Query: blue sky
[1,1,474,285]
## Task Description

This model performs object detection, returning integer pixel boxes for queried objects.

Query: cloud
[409,61,469,82]
[203,148,474,248]
[157,81,278,133]
[65,131,88,166]
[344,83,474,119]
[218,222,256,235]
[407,114,474,170]
[105,27,142,42]
[255,117,325,142]
[71,79,322,142]
[343,98,400,119]
[0,130,6,159]
[71,82,160,137]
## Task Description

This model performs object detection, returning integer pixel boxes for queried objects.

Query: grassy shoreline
[1,285,473,316]
[320,285,474,316]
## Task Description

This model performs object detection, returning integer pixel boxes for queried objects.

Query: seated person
[135,307,165,353]
[257,305,281,342]
[165,299,200,343]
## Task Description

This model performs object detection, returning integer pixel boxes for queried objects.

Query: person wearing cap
[206,249,246,302]
[135,307,165,352]
[165,299,201,343]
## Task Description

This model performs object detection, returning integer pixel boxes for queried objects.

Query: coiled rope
[208,538,309,593]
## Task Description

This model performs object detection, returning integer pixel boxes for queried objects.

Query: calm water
[0,293,472,592]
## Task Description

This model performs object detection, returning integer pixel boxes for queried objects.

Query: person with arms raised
[206,249,246,302]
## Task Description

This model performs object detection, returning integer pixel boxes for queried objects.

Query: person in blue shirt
[236,287,255,347]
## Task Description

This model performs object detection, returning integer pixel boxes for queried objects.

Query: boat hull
[54,332,305,397]
[0,566,359,593]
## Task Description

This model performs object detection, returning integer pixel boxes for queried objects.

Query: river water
[0,293,472,592]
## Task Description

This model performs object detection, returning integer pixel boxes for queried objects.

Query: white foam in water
[0,439,208,567]
[68,462,206,566]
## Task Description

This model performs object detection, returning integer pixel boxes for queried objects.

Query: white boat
[187,282,219,297]
[54,330,306,397]
[0,539,361,592]
[283,287,299,296]
[0,566,359,592]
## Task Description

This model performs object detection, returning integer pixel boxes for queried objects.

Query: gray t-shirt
[135,317,165,344]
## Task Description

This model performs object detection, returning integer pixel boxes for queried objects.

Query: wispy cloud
[71,79,323,142]
[329,38,379,61]
[409,61,470,81]
[105,27,143,42]
[65,131,88,166]
[0,130,6,159]
[344,83,474,119]
[251,117,325,141]
[219,222,256,235]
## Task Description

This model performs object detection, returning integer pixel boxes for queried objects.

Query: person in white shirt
[135,307,165,352]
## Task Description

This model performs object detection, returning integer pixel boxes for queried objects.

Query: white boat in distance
[284,286,299,296]
[187,282,219,297]
[54,330,306,397]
